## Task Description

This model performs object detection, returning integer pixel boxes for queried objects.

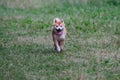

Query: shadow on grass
[40,47,67,55]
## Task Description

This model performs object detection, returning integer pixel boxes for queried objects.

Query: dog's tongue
[58,31,62,35]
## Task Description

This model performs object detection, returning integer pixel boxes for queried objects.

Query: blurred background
[0,0,120,9]
[0,0,120,80]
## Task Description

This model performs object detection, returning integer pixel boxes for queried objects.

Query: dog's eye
[55,26,58,27]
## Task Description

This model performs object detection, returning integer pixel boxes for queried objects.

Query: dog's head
[53,18,65,35]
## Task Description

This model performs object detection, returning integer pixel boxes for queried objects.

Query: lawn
[0,0,120,80]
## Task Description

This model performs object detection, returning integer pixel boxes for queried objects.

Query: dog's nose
[57,28,61,32]
[56,28,63,32]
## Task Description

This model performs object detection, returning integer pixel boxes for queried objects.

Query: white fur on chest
[55,34,65,41]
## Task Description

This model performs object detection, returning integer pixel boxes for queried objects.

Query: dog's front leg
[60,40,65,51]
[54,40,61,52]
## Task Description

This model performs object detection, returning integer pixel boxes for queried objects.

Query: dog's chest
[55,34,65,41]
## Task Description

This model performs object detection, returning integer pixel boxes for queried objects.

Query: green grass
[0,0,120,80]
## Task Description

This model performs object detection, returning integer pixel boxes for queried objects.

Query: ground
[0,0,120,80]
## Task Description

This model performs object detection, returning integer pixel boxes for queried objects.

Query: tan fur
[52,18,66,52]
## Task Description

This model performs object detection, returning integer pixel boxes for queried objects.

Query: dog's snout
[55,26,63,32]
[56,28,62,32]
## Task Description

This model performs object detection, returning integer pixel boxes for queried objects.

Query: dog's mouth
[56,29,63,35]
[57,31,62,35]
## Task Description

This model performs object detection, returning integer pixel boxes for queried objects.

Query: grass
[0,0,120,80]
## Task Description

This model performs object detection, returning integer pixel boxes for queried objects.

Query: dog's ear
[61,19,65,25]
[61,19,64,23]
[53,18,58,25]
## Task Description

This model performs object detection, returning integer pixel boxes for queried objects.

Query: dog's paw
[54,46,57,51]
[57,47,61,52]
[54,46,61,52]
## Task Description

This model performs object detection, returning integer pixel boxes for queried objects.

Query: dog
[52,18,66,52]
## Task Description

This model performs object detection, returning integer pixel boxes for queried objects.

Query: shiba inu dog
[52,18,66,52]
